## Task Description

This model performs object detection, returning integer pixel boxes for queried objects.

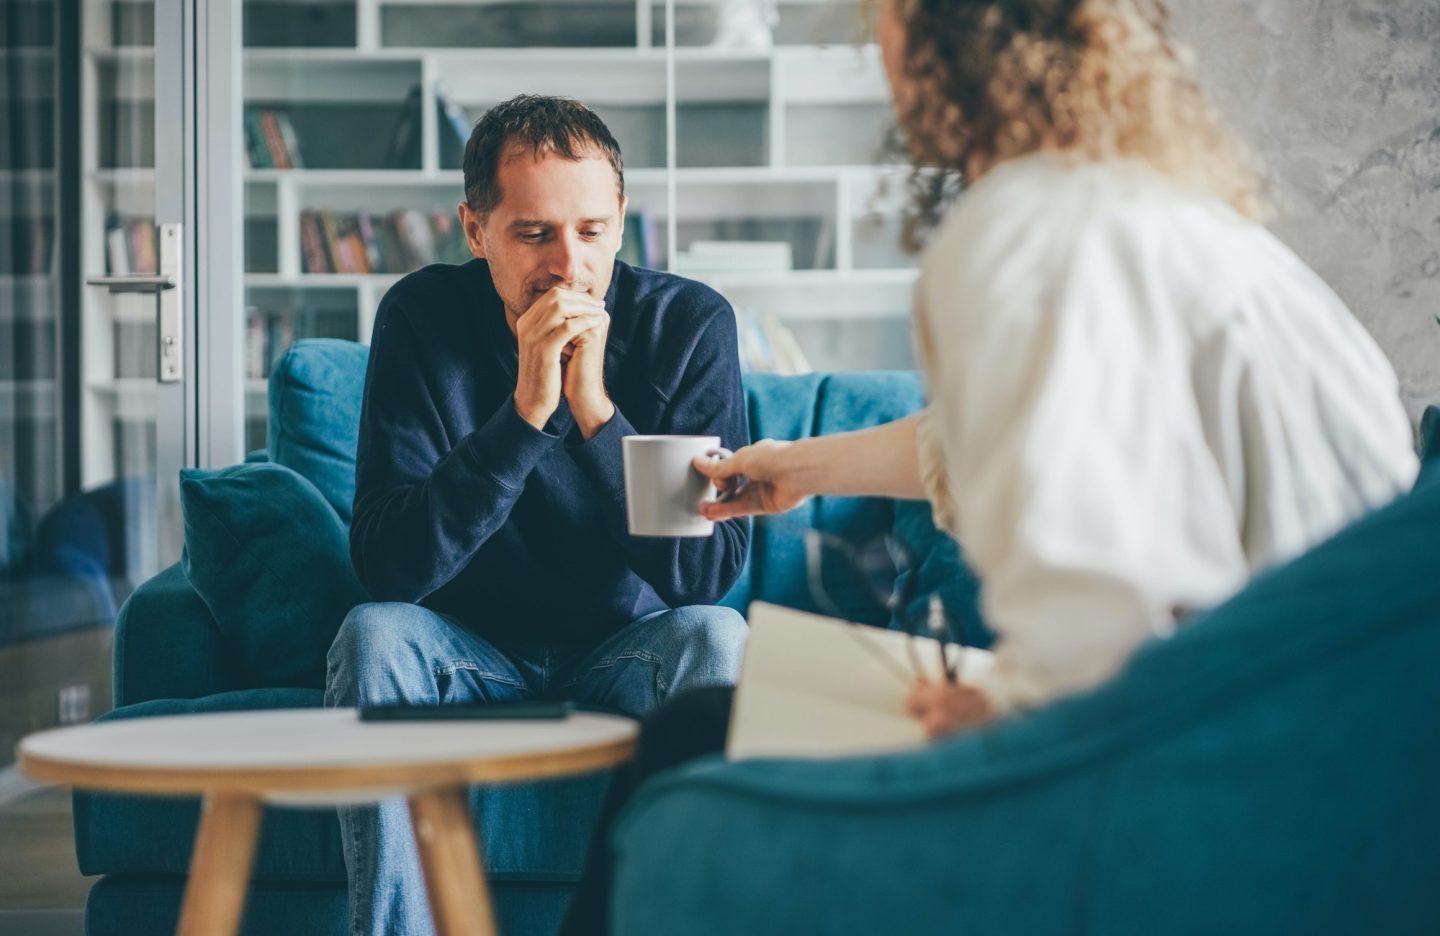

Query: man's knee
[663,605,747,681]
[330,602,414,666]
[326,602,439,704]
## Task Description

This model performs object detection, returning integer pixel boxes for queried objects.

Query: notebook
[726,602,995,761]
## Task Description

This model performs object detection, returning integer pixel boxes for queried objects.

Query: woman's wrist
[776,436,825,500]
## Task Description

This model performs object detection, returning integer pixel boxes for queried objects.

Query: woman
[559,0,1417,931]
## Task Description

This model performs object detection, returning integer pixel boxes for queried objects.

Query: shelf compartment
[244,1,359,49]
[435,52,666,105]
[847,170,916,270]
[381,2,639,49]
[675,178,837,270]
[244,56,421,103]
[676,58,771,168]
[651,0,866,47]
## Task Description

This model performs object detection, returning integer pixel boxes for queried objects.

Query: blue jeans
[324,601,747,936]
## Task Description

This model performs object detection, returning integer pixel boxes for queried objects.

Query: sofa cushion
[112,563,234,707]
[267,338,369,523]
[179,463,367,689]
[74,690,615,887]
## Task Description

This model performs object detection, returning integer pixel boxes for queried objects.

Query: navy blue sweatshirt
[350,259,751,645]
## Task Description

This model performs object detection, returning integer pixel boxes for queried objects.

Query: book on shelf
[384,85,424,170]
[436,86,474,169]
[245,305,358,380]
[675,240,794,274]
[243,107,304,170]
[298,208,470,275]
[104,214,157,275]
[384,84,476,170]
[734,307,812,375]
[245,306,295,380]
[617,212,660,270]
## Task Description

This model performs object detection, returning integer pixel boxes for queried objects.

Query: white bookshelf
[78,0,915,451]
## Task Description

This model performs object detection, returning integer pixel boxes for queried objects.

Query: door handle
[84,222,184,383]
[84,274,176,293]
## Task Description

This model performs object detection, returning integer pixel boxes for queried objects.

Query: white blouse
[913,154,1418,713]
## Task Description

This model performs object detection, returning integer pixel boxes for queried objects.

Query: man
[325,95,751,935]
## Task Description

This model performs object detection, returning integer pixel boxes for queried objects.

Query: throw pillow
[180,462,367,688]
[267,338,369,523]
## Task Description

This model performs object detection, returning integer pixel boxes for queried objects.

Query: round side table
[19,707,638,936]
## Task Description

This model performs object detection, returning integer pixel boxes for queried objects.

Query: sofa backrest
[266,339,980,631]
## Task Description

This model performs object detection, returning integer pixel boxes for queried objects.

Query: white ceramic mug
[622,435,727,537]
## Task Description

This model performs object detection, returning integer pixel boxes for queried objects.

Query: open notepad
[726,602,995,761]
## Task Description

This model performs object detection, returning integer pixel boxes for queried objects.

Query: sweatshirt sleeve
[566,303,751,608]
[350,303,560,602]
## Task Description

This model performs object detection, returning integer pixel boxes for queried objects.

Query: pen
[929,594,959,684]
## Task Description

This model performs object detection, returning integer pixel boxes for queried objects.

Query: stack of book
[673,240,793,275]
[245,307,294,380]
[244,305,358,379]
[298,209,470,274]
[244,107,304,170]
[735,308,812,375]
[104,215,157,275]
[387,85,473,170]
[618,212,661,270]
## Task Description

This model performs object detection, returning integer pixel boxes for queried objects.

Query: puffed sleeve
[917,214,1244,713]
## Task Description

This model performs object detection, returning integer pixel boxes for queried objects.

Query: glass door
[0,0,198,759]
[81,0,194,576]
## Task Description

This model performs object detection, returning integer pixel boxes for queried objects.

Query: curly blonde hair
[877,0,1266,251]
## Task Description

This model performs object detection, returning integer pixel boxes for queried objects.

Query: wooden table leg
[409,786,497,936]
[177,793,263,936]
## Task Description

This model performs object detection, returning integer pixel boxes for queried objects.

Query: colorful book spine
[259,111,292,170]
[299,210,331,274]
[243,109,272,169]
[274,112,304,169]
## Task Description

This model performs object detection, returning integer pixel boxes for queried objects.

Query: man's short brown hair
[462,94,625,219]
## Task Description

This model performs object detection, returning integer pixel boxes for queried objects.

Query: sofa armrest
[113,562,235,707]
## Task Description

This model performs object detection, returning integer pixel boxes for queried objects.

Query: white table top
[19,708,638,802]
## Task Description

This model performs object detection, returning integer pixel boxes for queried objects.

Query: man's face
[459,146,626,327]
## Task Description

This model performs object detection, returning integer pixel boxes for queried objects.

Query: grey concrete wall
[1171,1,1440,424]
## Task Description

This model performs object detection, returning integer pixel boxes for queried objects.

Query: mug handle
[703,447,750,504]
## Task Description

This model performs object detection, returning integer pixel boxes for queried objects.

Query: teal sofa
[72,338,982,936]
[609,413,1440,934]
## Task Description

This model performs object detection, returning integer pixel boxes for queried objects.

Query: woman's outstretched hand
[906,680,994,738]
[693,440,809,521]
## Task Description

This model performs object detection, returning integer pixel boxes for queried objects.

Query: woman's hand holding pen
[905,681,993,738]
